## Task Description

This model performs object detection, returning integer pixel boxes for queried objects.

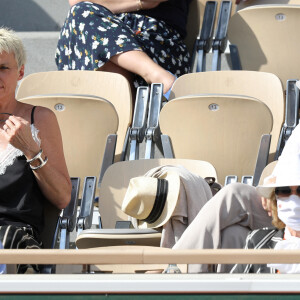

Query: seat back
[236,0,300,11]
[227,5,300,89]
[99,159,217,228]
[169,71,284,161]
[160,94,273,185]
[19,95,118,191]
[16,71,132,161]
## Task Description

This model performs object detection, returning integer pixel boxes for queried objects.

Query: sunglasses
[275,186,300,197]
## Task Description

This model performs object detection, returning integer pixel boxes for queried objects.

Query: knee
[223,182,257,197]
[212,182,259,208]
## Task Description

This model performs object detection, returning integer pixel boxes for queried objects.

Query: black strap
[142,178,168,224]
[31,106,37,125]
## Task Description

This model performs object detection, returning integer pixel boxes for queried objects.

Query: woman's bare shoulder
[31,106,59,131]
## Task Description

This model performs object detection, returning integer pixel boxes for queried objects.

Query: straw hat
[256,124,300,198]
[121,171,180,229]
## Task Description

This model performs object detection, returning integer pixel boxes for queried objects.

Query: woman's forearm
[26,109,72,210]
[32,161,72,210]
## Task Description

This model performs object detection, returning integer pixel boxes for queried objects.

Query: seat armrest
[57,177,80,249]
[211,0,232,71]
[145,84,163,159]
[98,134,117,187]
[76,177,97,235]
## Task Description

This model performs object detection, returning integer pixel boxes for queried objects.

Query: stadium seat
[17,95,118,272]
[168,71,284,163]
[18,95,118,198]
[75,158,217,273]
[227,4,300,89]
[6,177,80,274]
[75,159,217,243]
[159,94,273,185]
[236,0,300,11]
[16,71,132,162]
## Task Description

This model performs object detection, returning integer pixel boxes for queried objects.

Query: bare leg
[108,50,175,94]
[98,61,136,99]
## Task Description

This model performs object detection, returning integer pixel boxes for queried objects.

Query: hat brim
[256,185,275,199]
[256,180,300,198]
[137,170,180,229]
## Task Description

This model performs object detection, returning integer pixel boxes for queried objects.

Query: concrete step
[1,0,69,31]
[16,32,60,77]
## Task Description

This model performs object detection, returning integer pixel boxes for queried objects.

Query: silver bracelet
[26,149,48,170]
[30,156,48,170]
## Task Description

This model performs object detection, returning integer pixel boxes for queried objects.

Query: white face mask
[277,195,300,231]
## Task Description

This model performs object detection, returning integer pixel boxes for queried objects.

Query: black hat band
[142,178,168,224]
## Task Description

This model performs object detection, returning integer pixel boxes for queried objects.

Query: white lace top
[0,124,41,175]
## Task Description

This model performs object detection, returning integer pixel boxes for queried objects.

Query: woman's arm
[3,108,71,210]
[68,0,167,14]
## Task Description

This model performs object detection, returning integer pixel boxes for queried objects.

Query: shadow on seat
[227,4,300,89]
[16,70,132,162]
[160,94,273,185]
[168,71,284,162]
[18,95,118,198]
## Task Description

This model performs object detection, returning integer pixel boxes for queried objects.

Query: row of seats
[11,1,300,274]
[190,0,300,90]
[14,70,296,273]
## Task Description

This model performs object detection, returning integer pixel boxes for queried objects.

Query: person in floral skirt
[56,0,192,98]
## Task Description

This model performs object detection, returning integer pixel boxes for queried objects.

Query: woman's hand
[1,115,40,157]
[1,109,71,210]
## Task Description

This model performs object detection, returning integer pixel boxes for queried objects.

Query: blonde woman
[0,28,71,273]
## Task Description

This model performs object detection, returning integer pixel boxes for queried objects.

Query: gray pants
[172,183,272,273]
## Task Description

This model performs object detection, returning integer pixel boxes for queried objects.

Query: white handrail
[1,247,300,265]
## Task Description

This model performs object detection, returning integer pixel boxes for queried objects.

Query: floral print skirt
[55,1,191,87]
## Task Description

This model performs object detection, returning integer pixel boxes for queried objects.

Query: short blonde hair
[0,27,26,69]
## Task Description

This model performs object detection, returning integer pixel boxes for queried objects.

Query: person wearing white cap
[172,124,300,273]
[230,123,300,273]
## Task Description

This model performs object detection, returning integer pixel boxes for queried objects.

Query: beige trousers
[172,183,272,273]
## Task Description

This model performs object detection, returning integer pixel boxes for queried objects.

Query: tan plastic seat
[169,71,284,162]
[75,158,216,273]
[16,70,132,161]
[160,94,273,185]
[19,95,118,194]
[227,4,300,89]
[75,158,217,248]
[236,0,300,11]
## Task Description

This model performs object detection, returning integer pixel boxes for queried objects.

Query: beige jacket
[144,165,212,248]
